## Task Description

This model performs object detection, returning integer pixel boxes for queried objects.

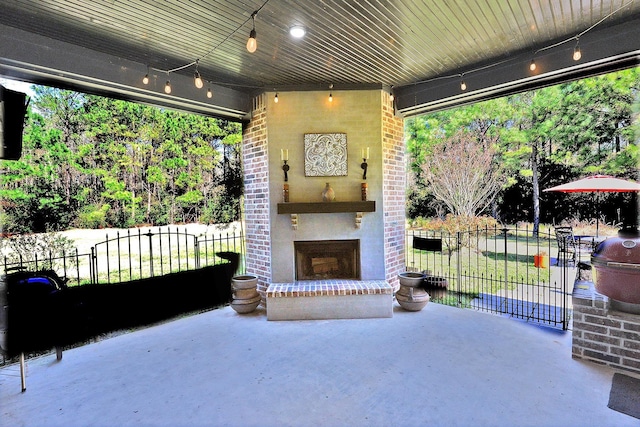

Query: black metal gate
[90,227,243,284]
[406,226,571,330]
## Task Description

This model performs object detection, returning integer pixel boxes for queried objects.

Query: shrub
[0,232,76,271]
[75,204,110,229]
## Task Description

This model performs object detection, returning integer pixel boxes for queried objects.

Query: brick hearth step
[266,280,393,321]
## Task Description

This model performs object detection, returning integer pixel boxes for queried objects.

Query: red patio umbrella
[543,174,640,236]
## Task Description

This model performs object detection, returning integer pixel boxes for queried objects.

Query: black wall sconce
[281,149,289,181]
[361,147,369,180]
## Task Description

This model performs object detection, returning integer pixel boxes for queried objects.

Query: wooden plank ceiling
[0,0,638,117]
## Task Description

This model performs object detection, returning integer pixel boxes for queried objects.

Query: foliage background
[1,88,243,233]
[406,68,640,230]
[1,69,638,235]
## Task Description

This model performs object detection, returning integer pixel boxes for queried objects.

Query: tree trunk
[531,143,540,237]
[147,188,151,224]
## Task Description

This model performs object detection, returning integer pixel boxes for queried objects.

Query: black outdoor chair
[554,226,593,266]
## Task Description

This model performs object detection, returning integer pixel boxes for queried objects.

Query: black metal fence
[2,227,245,286]
[3,224,570,332]
[406,225,571,330]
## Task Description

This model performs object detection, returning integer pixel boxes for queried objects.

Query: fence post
[561,245,569,330]
[502,228,509,310]
[195,236,200,269]
[456,231,462,306]
[90,246,97,284]
[146,231,154,277]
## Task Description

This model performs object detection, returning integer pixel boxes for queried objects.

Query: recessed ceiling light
[289,25,306,38]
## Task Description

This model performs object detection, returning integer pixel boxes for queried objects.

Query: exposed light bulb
[194,71,204,89]
[329,92,333,102]
[529,59,536,71]
[573,44,582,61]
[274,93,279,103]
[460,80,467,91]
[207,87,213,98]
[247,30,257,53]
[389,93,395,102]
[143,66,150,85]
[164,80,171,94]
[247,13,257,53]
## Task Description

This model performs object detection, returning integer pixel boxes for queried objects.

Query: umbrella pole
[595,191,600,238]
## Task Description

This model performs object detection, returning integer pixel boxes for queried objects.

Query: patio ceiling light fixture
[164,72,171,94]
[139,0,270,98]
[328,83,333,102]
[142,66,150,85]
[572,38,582,61]
[193,60,204,89]
[289,25,306,38]
[407,2,629,104]
[526,4,627,74]
[246,12,258,53]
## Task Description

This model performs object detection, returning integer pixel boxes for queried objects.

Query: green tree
[0,86,243,232]
[406,68,639,229]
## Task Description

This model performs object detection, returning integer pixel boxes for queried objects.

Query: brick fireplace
[241,89,405,314]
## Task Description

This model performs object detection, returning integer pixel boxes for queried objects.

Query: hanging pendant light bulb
[194,61,204,89]
[274,93,279,103]
[460,80,467,91]
[529,59,537,71]
[207,87,213,99]
[329,83,333,102]
[164,72,171,94]
[194,71,204,89]
[246,12,257,53]
[142,66,150,85]
[573,39,581,61]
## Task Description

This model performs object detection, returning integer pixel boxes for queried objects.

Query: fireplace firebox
[294,240,360,281]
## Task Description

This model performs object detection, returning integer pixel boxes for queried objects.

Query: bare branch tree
[421,130,503,217]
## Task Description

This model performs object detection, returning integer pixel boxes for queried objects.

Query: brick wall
[572,284,640,374]
[381,91,406,290]
[242,94,272,298]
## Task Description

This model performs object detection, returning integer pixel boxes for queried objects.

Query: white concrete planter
[231,275,260,314]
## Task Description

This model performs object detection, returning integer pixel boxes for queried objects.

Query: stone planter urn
[397,272,429,311]
[398,272,427,287]
[231,274,261,314]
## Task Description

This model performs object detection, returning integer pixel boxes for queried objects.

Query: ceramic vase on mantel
[322,183,335,202]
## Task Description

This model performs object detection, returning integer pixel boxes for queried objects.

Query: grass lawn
[406,227,561,295]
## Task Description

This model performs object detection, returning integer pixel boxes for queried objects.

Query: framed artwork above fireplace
[304,133,347,176]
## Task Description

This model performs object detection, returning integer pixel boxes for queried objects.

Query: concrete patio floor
[1,302,638,427]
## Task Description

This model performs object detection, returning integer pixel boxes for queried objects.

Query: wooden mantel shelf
[277,201,375,214]
[277,201,375,229]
